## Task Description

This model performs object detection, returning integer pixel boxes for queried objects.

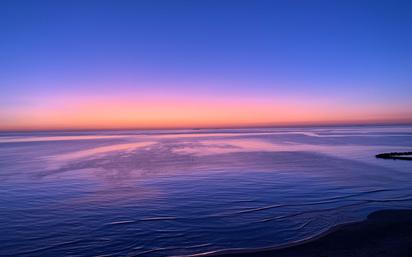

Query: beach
[212,209,412,257]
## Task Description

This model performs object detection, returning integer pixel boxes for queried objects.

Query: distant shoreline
[204,209,412,257]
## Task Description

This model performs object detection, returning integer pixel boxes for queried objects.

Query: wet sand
[210,209,412,257]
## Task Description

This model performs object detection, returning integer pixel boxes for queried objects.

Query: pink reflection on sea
[173,137,412,162]
[45,141,154,169]
[51,141,155,161]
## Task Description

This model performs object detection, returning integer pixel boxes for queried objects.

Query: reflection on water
[49,141,155,163]
[1,126,412,256]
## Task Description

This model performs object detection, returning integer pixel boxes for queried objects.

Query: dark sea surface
[1,125,412,256]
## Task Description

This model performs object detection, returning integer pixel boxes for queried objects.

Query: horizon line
[1,121,412,133]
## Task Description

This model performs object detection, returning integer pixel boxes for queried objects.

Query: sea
[1,125,412,256]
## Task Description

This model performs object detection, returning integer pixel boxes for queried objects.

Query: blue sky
[1,0,411,129]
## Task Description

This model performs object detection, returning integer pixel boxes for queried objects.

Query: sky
[1,0,412,130]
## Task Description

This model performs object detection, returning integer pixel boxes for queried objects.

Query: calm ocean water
[1,125,412,256]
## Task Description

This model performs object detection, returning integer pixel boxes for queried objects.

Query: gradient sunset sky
[1,0,412,130]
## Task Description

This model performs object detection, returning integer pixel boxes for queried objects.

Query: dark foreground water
[1,126,412,257]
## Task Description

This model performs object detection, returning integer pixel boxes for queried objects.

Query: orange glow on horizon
[1,93,411,131]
